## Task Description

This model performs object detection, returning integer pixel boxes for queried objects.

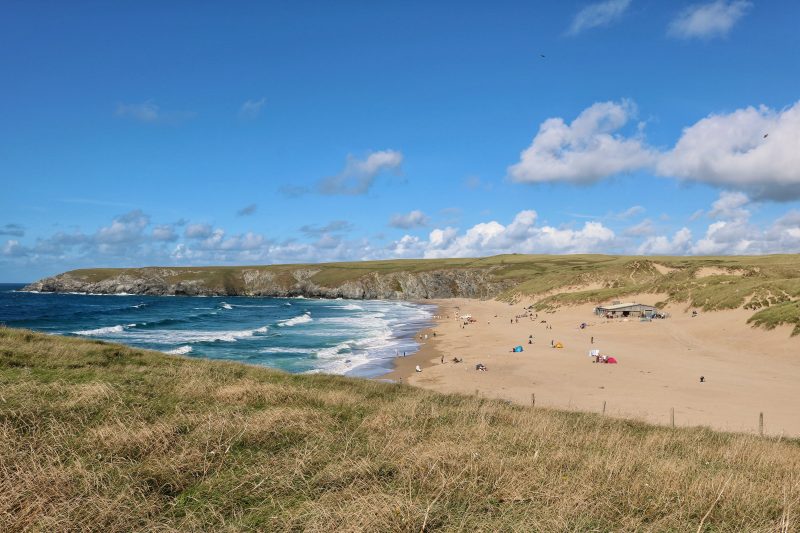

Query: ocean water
[0,283,434,377]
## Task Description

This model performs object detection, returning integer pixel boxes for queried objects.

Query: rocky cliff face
[23,267,513,300]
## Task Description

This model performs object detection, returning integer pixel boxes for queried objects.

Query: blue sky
[2,0,800,281]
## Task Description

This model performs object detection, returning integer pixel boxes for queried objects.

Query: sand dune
[390,297,800,436]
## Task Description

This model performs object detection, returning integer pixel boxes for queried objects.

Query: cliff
[22,263,515,299]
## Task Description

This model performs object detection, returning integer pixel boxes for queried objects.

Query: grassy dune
[1,328,799,531]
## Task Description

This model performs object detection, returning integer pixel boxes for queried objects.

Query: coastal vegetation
[25,254,800,334]
[1,328,799,531]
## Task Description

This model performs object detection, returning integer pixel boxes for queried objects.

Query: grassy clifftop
[1,328,799,531]
[28,254,800,333]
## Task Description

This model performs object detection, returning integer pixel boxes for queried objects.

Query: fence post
[759,412,764,436]
[670,407,675,428]
[602,401,606,416]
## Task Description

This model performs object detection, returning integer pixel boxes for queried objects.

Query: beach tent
[606,357,618,364]
[513,345,524,352]
[589,349,600,357]
[554,342,564,349]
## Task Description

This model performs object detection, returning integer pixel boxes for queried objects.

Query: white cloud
[511,99,800,200]
[390,210,617,259]
[708,191,749,220]
[624,218,655,236]
[2,240,27,257]
[567,0,632,36]
[637,228,692,255]
[239,98,266,120]
[318,150,403,195]
[668,0,751,40]
[389,210,430,229]
[185,224,214,239]
[95,210,150,245]
[657,102,800,200]
[508,100,655,184]
[152,225,178,242]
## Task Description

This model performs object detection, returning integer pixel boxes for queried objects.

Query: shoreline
[381,301,449,382]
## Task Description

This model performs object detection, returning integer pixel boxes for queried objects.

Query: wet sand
[388,297,800,436]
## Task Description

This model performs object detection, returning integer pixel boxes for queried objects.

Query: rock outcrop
[23,266,513,300]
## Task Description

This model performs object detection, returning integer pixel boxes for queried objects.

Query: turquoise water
[0,284,434,377]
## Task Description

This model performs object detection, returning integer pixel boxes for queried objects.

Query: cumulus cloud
[185,223,214,239]
[389,210,430,229]
[2,240,27,257]
[567,0,632,36]
[637,228,692,255]
[0,224,25,237]
[238,97,266,120]
[318,150,403,195]
[668,0,751,40]
[508,100,654,184]
[390,210,617,259]
[152,225,178,242]
[657,102,800,200]
[512,99,800,200]
[95,210,150,245]
[708,191,749,220]
[237,204,258,216]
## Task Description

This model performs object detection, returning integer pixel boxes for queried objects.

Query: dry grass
[1,328,799,531]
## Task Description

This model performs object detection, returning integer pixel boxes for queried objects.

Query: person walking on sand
[591,336,594,344]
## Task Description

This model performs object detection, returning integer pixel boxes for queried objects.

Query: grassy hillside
[48,254,800,333]
[1,328,799,531]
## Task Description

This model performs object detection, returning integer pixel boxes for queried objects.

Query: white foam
[277,312,312,327]
[120,324,270,344]
[165,345,193,355]
[259,347,310,354]
[315,341,353,359]
[74,323,135,336]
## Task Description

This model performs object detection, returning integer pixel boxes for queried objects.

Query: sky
[2,0,800,282]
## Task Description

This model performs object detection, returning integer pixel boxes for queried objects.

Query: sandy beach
[389,297,800,436]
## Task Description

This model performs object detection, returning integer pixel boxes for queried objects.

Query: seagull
[539,54,546,58]
[763,133,769,138]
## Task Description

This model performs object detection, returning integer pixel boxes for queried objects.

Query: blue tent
[513,346,524,352]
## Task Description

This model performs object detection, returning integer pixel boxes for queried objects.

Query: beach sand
[389,297,800,436]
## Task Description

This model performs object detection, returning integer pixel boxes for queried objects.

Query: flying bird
[763,133,769,138]
[539,54,546,58]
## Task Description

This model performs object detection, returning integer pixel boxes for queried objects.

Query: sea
[0,283,434,378]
